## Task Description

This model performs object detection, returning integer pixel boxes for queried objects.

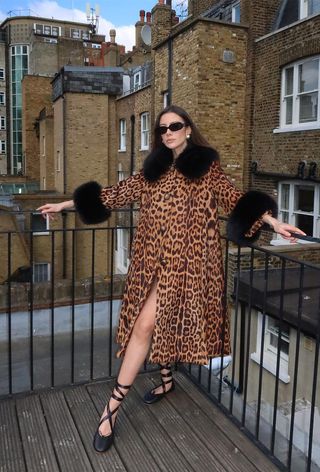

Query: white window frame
[163,91,169,108]
[134,71,142,91]
[56,150,61,172]
[277,56,320,132]
[0,140,6,154]
[231,1,241,23]
[299,0,320,19]
[0,68,4,80]
[119,119,126,151]
[271,181,320,244]
[0,92,5,106]
[42,136,46,157]
[251,312,290,383]
[33,262,51,282]
[31,212,50,236]
[0,116,5,130]
[115,228,130,274]
[140,112,150,150]
[34,23,61,36]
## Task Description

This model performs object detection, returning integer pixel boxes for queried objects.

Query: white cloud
[1,1,135,50]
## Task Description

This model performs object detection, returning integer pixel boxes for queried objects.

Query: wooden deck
[0,371,280,472]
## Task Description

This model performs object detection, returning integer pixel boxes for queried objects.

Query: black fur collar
[143,143,219,182]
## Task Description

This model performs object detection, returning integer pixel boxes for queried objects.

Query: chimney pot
[146,12,151,23]
[158,0,165,4]
[173,16,179,24]
[139,9,145,22]
[109,29,116,43]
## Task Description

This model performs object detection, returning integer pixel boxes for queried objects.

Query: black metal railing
[1,209,320,471]
[182,235,320,472]
[0,209,147,397]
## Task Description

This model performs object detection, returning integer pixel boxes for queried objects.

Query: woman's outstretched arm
[37,200,74,219]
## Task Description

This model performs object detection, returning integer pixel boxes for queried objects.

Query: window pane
[299,92,318,122]
[296,214,314,235]
[285,67,294,95]
[298,60,319,92]
[285,97,293,124]
[309,0,320,14]
[295,185,314,212]
[31,214,47,232]
[281,184,290,209]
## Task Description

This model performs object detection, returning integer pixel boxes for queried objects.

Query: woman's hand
[262,214,306,243]
[36,200,74,220]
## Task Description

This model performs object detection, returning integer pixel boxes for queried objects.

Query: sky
[0,0,164,51]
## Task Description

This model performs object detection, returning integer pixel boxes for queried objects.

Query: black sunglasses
[157,122,186,135]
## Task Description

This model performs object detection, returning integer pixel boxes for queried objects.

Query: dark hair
[152,105,212,151]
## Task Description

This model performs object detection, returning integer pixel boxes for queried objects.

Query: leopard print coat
[74,143,277,366]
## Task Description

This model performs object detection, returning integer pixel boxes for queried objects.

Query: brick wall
[39,109,55,190]
[21,75,52,181]
[240,0,283,189]
[252,15,320,175]
[154,18,248,189]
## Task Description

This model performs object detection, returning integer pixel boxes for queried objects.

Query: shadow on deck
[0,371,280,472]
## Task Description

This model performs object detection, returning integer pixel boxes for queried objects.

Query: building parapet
[52,66,124,101]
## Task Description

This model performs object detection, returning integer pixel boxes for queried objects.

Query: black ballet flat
[143,364,175,404]
[93,381,131,453]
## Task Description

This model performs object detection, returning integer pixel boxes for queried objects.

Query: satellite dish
[141,24,151,46]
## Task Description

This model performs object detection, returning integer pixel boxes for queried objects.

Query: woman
[38,105,304,453]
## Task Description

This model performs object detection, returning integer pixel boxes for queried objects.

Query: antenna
[86,3,99,35]
[141,24,151,46]
[173,0,188,19]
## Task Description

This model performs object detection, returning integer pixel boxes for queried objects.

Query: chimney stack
[151,0,172,48]
[135,9,146,49]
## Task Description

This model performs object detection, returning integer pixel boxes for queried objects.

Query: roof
[0,15,91,29]
[235,266,320,338]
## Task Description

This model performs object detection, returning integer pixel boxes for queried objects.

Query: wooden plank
[134,374,229,471]
[64,385,127,472]
[40,390,93,472]
[16,395,59,472]
[98,381,197,472]
[87,381,161,472]
[0,399,26,472]
[175,371,281,472]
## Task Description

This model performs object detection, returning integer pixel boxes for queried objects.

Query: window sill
[33,232,50,236]
[270,239,317,246]
[251,352,290,383]
[118,149,126,153]
[139,148,149,152]
[273,124,320,133]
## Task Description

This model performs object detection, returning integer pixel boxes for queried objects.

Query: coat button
[160,257,167,266]
[160,225,166,233]
[163,193,171,200]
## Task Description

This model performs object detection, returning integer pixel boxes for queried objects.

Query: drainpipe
[62,88,67,277]
[129,114,135,247]
[167,37,173,105]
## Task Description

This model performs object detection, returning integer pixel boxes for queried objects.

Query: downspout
[62,89,67,277]
[129,114,135,247]
[167,37,173,105]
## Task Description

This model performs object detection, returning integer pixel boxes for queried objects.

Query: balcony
[0,210,319,471]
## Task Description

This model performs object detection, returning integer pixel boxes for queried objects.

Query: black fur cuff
[73,181,111,224]
[227,190,278,245]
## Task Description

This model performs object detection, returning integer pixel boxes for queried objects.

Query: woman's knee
[132,315,155,340]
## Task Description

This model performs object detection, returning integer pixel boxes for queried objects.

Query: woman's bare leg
[99,280,158,436]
